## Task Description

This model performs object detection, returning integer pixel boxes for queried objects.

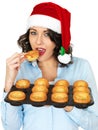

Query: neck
[38,57,58,81]
[38,57,58,68]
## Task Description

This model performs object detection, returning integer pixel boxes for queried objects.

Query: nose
[36,34,42,45]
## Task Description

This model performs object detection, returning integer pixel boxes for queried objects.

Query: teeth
[38,48,43,51]
[37,48,45,52]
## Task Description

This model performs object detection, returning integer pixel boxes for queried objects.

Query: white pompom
[58,54,71,64]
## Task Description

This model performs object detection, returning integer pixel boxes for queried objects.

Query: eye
[44,32,49,37]
[30,31,37,35]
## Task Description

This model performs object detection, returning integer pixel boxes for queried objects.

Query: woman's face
[29,26,56,62]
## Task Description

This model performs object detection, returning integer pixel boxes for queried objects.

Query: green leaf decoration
[59,46,66,55]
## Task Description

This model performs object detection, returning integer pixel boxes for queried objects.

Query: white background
[0,0,98,130]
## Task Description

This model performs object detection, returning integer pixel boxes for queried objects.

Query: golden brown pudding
[25,50,39,61]
[52,85,68,93]
[51,92,68,103]
[16,79,30,89]
[8,91,26,101]
[55,80,69,87]
[32,85,48,93]
[73,80,88,88]
[30,92,47,102]
[73,91,91,103]
[34,78,49,88]
[73,86,90,93]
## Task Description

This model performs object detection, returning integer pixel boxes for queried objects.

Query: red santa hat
[27,2,71,52]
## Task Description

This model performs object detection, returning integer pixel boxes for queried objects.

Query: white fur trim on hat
[27,14,61,33]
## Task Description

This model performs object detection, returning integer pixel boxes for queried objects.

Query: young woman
[1,2,98,130]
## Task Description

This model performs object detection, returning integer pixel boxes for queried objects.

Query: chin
[37,57,44,62]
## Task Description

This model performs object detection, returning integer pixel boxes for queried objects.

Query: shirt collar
[32,60,38,67]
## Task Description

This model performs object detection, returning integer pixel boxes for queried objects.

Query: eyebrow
[29,28,36,31]
[30,28,48,32]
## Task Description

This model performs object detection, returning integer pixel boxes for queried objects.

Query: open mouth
[37,48,46,56]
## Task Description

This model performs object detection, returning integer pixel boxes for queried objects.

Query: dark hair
[17,29,73,66]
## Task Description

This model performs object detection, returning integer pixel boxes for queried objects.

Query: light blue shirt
[1,57,98,130]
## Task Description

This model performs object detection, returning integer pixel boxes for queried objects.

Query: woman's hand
[64,106,74,112]
[4,52,25,92]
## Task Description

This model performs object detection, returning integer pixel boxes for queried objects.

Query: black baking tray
[4,85,94,108]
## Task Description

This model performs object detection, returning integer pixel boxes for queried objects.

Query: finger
[7,53,19,62]
[8,62,21,70]
[20,57,26,64]
[7,57,21,67]
[7,52,25,64]
[7,52,24,63]
[19,53,26,63]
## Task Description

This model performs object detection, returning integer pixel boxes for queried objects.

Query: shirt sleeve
[1,92,23,130]
[66,107,98,130]
[0,61,33,130]
[66,60,98,130]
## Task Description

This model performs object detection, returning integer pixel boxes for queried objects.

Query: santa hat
[27,2,71,64]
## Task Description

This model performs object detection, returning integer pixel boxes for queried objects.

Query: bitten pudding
[25,50,39,61]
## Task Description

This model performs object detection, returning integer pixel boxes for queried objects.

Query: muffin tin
[4,84,94,108]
